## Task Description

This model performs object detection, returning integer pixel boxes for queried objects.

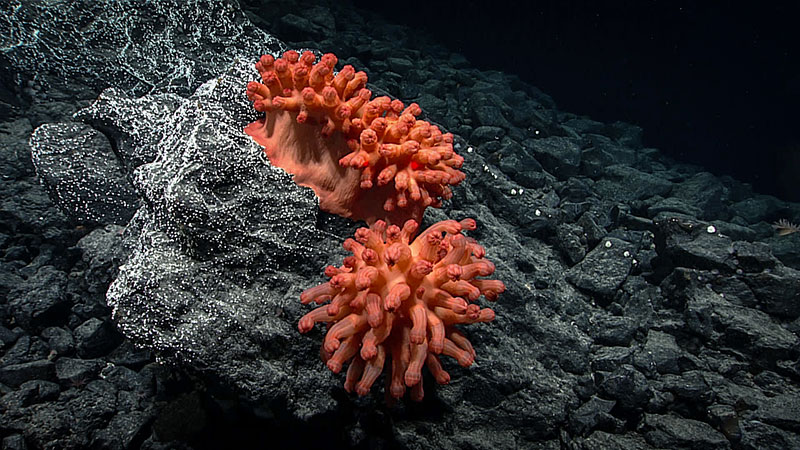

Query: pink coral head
[244,51,465,225]
[298,218,504,401]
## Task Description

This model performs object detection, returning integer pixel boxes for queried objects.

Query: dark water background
[355,0,800,202]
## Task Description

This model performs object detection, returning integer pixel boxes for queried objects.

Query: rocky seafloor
[1,0,800,449]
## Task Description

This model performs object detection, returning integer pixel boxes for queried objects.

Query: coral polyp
[245,50,465,225]
[298,218,505,401]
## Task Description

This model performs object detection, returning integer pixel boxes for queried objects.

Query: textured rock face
[30,122,139,225]
[4,0,356,423]
[1,0,278,99]
[71,63,350,416]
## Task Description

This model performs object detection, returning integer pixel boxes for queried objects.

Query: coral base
[246,111,426,224]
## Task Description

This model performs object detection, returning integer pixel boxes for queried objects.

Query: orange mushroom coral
[245,50,465,225]
[298,218,505,401]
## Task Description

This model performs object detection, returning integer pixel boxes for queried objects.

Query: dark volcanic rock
[640,413,730,450]
[567,236,639,298]
[73,318,123,359]
[7,265,70,331]
[30,122,139,224]
[0,360,55,387]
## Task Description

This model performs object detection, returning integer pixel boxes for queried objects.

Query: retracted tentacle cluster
[245,50,466,225]
[298,218,505,401]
